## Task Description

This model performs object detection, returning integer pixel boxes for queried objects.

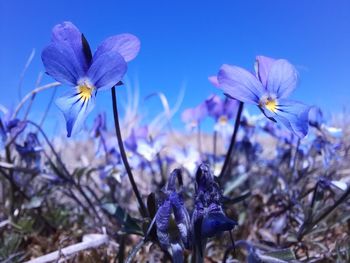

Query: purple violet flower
[192,164,237,258]
[216,55,310,138]
[181,103,208,130]
[205,94,239,124]
[0,114,27,150]
[124,126,149,153]
[41,22,140,137]
[90,112,107,138]
[308,106,342,137]
[15,132,42,168]
[155,169,191,257]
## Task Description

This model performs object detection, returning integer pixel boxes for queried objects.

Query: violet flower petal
[218,64,264,104]
[51,21,91,71]
[170,192,191,248]
[41,42,85,86]
[255,55,276,86]
[56,90,96,137]
[156,199,171,249]
[181,103,208,124]
[270,99,310,138]
[94,33,140,62]
[201,212,237,238]
[87,51,127,90]
[267,59,298,99]
[205,95,223,120]
[208,75,220,88]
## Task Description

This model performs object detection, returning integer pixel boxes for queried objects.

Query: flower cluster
[0,21,347,263]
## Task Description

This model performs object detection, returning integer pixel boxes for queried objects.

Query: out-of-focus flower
[15,132,42,168]
[0,114,27,149]
[308,106,343,138]
[42,21,140,137]
[192,164,236,258]
[125,126,149,152]
[216,55,310,138]
[310,135,341,167]
[205,94,239,140]
[205,94,238,123]
[236,135,262,163]
[155,169,191,259]
[90,112,107,138]
[172,147,200,175]
[125,126,165,165]
[181,103,208,130]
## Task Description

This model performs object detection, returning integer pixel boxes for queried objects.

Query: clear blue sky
[1,0,349,134]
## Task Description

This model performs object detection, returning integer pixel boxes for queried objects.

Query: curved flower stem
[111,86,148,217]
[125,239,146,263]
[13,82,61,119]
[26,120,102,221]
[219,102,244,180]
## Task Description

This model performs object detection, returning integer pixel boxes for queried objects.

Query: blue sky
[1,0,349,134]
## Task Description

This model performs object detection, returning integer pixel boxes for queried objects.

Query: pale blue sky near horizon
[0,0,349,135]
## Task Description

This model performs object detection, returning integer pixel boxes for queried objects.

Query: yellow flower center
[218,115,228,125]
[261,97,278,113]
[77,82,94,101]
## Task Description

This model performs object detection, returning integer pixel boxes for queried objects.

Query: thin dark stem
[118,235,126,263]
[298,185,350,240]
[64,188,91,215]
[26,120,102,221]
[219,102,244,179]
[26,120,70,180]
[5,146,15,218]
[111,86,148,217]
[74,180,102,221]
[222,244,235,263]
[125,239,146,263]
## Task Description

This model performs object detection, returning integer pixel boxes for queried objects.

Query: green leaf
[12,217,35,234]
[0,233,22,259]
[261,248,296,262]
[102,203,143,236]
